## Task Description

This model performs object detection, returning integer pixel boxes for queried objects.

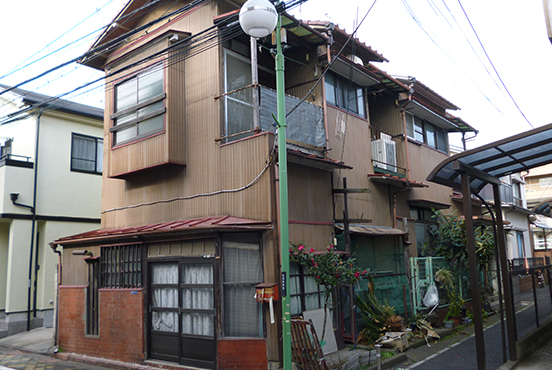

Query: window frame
[325,71,366,118]
[405,113,448,153]
[71,133,103,175]
[290,262,327,317]
[100,244,143,289]
[110,64,167,147]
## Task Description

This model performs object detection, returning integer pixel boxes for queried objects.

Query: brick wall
[217,338,268,370]
[58,287,145,363]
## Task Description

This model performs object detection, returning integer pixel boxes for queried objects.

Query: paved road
[391,285,552,370]
[0,346,109,370]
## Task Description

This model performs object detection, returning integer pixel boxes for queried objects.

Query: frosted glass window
[113,64,165,145]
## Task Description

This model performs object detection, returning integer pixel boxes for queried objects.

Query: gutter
[50,242,62,346]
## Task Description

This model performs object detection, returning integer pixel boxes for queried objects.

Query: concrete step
[0,330,7,339]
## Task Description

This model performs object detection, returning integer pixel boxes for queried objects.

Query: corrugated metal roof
[368,174,427,188]
[53,216,273,246]
[335,223,406,236]
[428,123,552,194]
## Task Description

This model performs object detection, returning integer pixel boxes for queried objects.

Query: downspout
[400,100,412,182]
[50,242,61,346]
[27,109,42,331]
[321,24,334,157]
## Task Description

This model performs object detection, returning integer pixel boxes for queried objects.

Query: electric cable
[457,0,534,129]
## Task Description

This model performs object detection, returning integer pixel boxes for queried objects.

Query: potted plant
[445,296,465,326]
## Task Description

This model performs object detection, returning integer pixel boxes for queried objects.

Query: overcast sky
[0,0,550,150]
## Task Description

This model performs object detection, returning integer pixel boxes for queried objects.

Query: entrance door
[149,261,215,369]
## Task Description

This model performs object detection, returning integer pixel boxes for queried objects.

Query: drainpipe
[400,99,412,182]
[321,24,334,157]
[28,109,42,331]
[50,242,61,346]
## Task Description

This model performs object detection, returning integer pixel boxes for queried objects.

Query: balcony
[0,154,33,169]
[221,85,326,155]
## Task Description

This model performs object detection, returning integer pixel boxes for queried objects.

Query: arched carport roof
[426,122,552,368]
[427,123,552,193]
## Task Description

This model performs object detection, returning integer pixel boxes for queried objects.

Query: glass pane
[414,117,424,142]
[304,276,318,294]
[182,313,214,336]
[226,98,254,136]
[290,275,300,295]
[138,100,163,117]
[325,73,336,105]
[405,114,414,138]
[138,115,164,136]
[116,78,137,112]
[182,288,213,310]
[115,111,137,126]
[426,124,436,148]
[290,295,301,316]
[305,293,322,311]
[152,287,178,308]
[138,67,163,102]
[342,82,358,113]
[357,87,365,117]
[182,264,213,284]
[115,125,137,144]
[96,139,103,173]
[152,311,178,332]
[436,129,447,151]
[223,241,262,282]
[224,285,260,337]
[226,53,252,92]
[152,264,178,284]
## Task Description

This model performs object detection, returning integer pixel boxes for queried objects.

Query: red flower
[354,272,360,278]
[298,245,304,251]
[310,248,315,253]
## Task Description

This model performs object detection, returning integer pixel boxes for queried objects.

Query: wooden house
[51,1,477,369]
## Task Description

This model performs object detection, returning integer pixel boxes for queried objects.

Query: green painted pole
[275,14,291,370]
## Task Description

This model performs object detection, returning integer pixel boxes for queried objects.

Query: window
[223,50,254,141]
[405,113,448,153]
[71,134,103,174]
[222,234,262,337]
[325,72,365,117]
[290,263,326,316]
[100,244,142,288]
[86,258,100,336]
[111,65,166,146]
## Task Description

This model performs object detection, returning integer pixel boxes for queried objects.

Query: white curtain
[152,264,178,333]
[72,135,96,172]
[223,241,262,337]
[181,264,214,336]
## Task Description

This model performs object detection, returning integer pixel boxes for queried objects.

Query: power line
[457,0,534,129]
[0,0,119,81]
[0,0,208,98]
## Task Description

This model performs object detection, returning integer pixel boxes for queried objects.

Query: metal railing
[219,85,326,153]
[370,126,407,177]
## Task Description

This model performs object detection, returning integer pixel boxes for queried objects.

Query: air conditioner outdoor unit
[372,138,397,172]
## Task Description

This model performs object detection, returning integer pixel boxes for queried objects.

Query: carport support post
[493,183,517,361]
[460,171,486,370]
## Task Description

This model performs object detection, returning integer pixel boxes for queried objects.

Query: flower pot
[450,315,462,326]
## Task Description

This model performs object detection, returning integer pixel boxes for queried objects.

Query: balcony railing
[221,85,326,153]
[0,154,33,168]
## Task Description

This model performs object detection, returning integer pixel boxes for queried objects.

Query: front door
[149,260,216,369]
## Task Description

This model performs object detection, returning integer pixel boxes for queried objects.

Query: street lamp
[239,1,291,370]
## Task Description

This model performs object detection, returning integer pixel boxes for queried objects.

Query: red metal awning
[52,215,273,246]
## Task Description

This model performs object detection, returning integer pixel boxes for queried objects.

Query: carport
[427,123,552,370]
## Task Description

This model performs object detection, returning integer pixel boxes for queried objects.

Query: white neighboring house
[0,85,103,337]
[481,173,533,262]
